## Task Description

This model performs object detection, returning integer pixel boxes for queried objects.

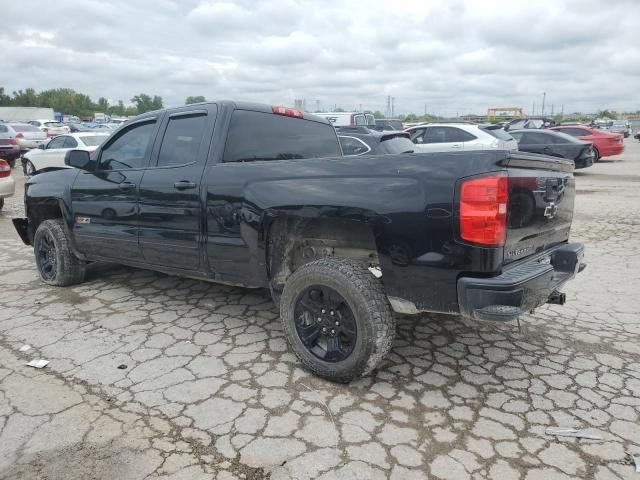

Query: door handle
[118,182,136,191]
[451,144,462,149]
[174,181,197,190]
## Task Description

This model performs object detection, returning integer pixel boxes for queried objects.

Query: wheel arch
[264,213,381,299]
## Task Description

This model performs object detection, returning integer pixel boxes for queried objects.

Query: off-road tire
[280,258,395,382]
[33,219,86,286]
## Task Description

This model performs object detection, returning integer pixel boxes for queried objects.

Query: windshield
[44,122,64,127]
[10,124,41,132]
[379,135,415,154]
[81,135,108,146]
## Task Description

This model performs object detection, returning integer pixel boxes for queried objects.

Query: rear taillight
[15,133,24,139]
[0,160,11,178]
[272,106,303,118]
[459,174,508,246]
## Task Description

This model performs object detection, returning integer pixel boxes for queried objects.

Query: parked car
[0,159,15,210]
[90,124,117,131]
[0,138,21,167]
[406,123,518,153]
[372,119,404,132]
[65,123,93,133]
[315,112,376,128]
[509,129,595,169]
[609,120,630,138]
[0,123,48,152]
[28,119,70,137]
[504,117,555,131]
[13,101,585,382]
[22,133,109,175]
[336,127,415,156]
[550,126,624,160]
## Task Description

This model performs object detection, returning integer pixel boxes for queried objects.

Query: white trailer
[0,107,55,122]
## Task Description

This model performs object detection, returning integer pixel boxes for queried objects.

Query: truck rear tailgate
[503,152,575,265]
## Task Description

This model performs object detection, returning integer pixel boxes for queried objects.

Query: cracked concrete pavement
[0,140,639,479]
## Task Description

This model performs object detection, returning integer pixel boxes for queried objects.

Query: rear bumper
[457,242,585,321]
[599,143,624,157]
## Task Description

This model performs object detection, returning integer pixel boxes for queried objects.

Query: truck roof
[133,101,331,126]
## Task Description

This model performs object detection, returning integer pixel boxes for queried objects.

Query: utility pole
[359,103,362,112]
[316,100,320,112]
[541,92,546,117]
[391,97,395,117]
[560,104,564,120]
[424,103,427,116]
[532,102,536,115]
[387,96,391,117]
[551,104,554,116]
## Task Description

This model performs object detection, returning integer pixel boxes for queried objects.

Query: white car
[0,159,15,211]
[28,119,70,137]
[405,123,518,153]
[314,112,376,128]
[22,132,110,175]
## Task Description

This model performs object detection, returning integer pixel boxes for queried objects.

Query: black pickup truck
[13,101,585,381]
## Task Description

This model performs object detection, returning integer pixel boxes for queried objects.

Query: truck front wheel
[33,219,86,286]
[280,258,395,382]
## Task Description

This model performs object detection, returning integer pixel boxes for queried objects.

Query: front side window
[47,136,67,149]
[157,114,207,166]
[98,121,156,170]
[11,124,42,133]
[409,128,426,144]
[223,110,341,162]
[339,136,371,156]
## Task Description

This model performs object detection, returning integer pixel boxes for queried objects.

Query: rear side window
[157,114,207,166]
[353,114,368,126]
[379,135,415,154]
[519,132,542,144]
[560,128,589,137]
[224,110,341,162]
[483,128,514,142]
[425,126,476,143]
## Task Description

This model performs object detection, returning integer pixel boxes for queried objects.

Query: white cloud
[1,0,638,115]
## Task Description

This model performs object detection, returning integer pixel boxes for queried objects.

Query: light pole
[541,92,546,117]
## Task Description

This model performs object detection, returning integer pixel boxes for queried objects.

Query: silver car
[0,123,48,151]
[609,120,630,138]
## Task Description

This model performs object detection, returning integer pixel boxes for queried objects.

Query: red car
[550,126,624,160]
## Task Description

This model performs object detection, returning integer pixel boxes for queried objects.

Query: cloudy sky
[2,0,639,116]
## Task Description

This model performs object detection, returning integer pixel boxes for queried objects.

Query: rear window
[378,135,416,154]
[81,135,108,147]
[483,127,515,141]
[223,110,341,162]
[10,124,41,133]
[44,122,63,127]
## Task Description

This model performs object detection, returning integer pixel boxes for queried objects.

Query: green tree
[596,109,618,120]
[108,100,126,116]
[131,94,154,114]
[12,88,38,107]
[186,96,206,105]
[0,87,11,106]
[97,97,109,112]
[124,105,138,116]
[403,113,419,122]
[151,95,163,110]
[372,110,384,119]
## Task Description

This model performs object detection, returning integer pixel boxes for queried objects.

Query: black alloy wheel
[36,230,58,282]
[294,285,357,362]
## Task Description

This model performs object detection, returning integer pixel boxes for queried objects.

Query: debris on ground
[117,364,128,370]
[26,359,49,369]
[545,427,604,440]
[18,345,31,352]
[633,454,640,473]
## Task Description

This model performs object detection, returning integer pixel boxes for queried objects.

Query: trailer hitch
[547,290,566,305]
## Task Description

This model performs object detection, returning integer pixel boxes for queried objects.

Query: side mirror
[38,144,45,150]
[64,149,92,170]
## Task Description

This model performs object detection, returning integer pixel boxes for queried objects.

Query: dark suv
[336,127,415,156]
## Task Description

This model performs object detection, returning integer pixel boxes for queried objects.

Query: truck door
[137,105,216,271]
[71,118,159,260]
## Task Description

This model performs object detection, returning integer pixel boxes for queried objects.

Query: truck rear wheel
[33,219,86,286]
[280,258,395,382]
